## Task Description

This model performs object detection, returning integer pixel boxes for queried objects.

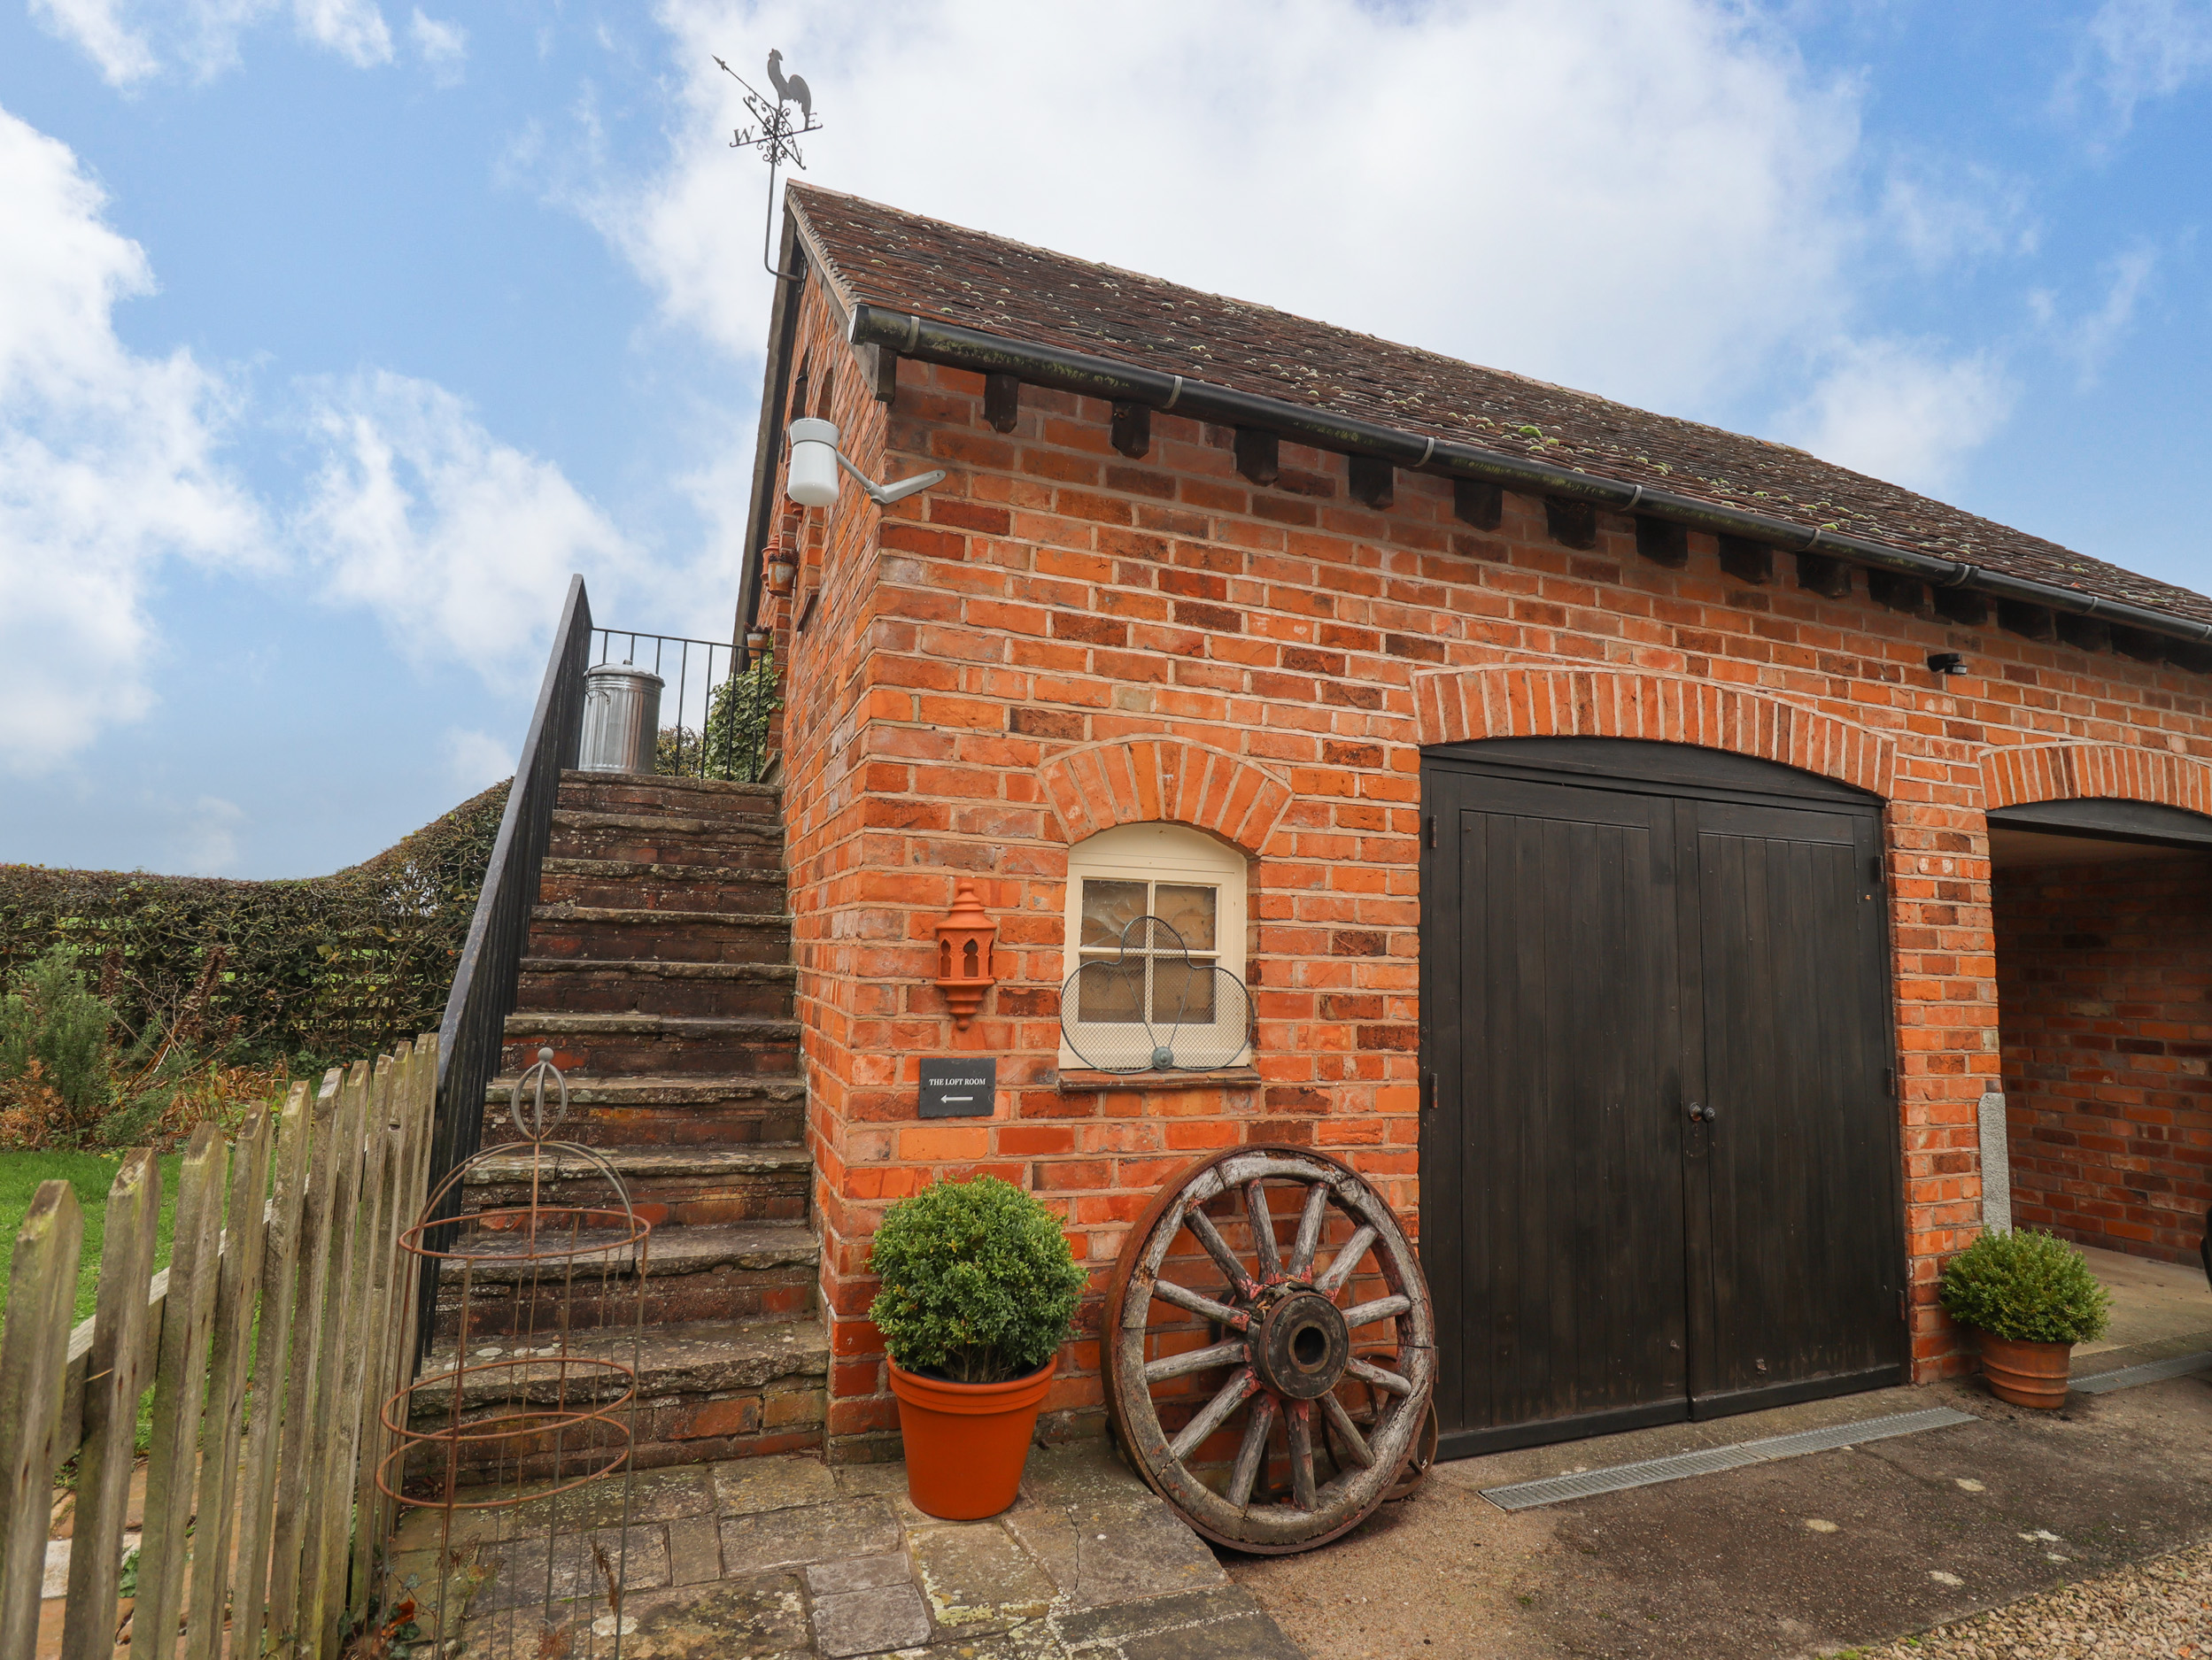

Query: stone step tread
[504,1011,798,1036]
[483,1074,807,1105]
[560,769,780,800]
[428,1316,828,1401]
[540,857,785,882]
[437,1220,816,1279]
[551,807,781,838]
[518,958,797,981]
[464,1143,812,1183]
[531,904,794,928]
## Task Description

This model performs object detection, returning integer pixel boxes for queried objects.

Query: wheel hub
[1251,1288,1350,1399]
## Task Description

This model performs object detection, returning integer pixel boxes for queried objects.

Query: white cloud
[2070,0,2212,128]
[2030,243,2158,389]
[611,0,1867,415]
[443,727,514,792]
[409,9,467,84]
[294,371,642,689]
[1881,158,2036,271]
[1780,339,2016,493]
[31,0,395,85]
[0,104,264,773]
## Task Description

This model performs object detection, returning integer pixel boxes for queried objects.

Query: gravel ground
[1847,1539,2212,1659]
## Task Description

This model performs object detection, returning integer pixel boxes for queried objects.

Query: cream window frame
[1059,822,1250,1070]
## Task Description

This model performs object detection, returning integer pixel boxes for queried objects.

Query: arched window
[1060,822,1249,1069]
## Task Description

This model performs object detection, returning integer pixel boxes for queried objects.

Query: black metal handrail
[591,626,777,784]
[419,574,593,1351]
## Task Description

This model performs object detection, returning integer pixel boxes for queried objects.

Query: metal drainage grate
[2072,1350,2212,1394]
[1480,1405,1976,1511]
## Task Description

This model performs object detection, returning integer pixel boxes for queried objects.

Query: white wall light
[785,418,947,508]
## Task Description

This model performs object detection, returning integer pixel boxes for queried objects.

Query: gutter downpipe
[847,303,2212,652]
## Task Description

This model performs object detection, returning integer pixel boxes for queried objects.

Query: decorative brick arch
[1038,737,1293,854]
[1981,742,2212,816]
[1412,666,1896,799]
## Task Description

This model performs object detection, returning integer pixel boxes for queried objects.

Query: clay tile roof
[788,182,2211,630]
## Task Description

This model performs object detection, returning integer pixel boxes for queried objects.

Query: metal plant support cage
[1060,915,1255,1073]
[377,1052,650,1660]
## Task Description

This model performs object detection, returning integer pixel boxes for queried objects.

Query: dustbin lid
[585,662,665,689]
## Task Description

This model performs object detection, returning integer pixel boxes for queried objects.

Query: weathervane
[715,49,823,281]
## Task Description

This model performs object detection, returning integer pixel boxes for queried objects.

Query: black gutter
[847,303,2212,652]
[735,210,809,665]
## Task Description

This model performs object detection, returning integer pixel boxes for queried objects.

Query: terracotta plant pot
[887,1355,1055,1520]
[1977,1332,2073,1409]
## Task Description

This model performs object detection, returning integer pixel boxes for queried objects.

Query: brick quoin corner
[747,222,2212,1462]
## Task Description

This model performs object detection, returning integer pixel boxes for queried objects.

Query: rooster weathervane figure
[716,49,824,282]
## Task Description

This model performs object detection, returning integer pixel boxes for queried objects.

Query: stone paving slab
[431,1440,1302,1659]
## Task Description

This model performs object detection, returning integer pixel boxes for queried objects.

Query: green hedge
[0,782,508,1070]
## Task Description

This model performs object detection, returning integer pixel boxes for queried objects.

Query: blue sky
[3,1,2209,877]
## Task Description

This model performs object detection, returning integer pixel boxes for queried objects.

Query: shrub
[0,946,117,1132]
[866,1176,1087,1384]
[1939,1228,2112,1346]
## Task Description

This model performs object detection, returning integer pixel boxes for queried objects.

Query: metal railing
[422,575,593,1349]
[591,627,777,784]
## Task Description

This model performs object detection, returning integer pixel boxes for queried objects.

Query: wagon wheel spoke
[1108,1146,1435,1555]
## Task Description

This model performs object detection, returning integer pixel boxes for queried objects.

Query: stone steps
[537,858,786,914]
[515,958,797,1020]
[423,1316,830,1468]
[482,1073,806,1147]
[527,905,793,964]
[454,768,824,1465]
[463,1142,810,1223]
[430,1220,817,1339]
[502,1011,801,1078]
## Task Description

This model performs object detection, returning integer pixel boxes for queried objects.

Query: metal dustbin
[579,663,664,773]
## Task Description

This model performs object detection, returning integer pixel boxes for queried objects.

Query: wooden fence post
[59,1153,160,1660]
[267,1070,345,1652]
[133,1123,227,1660]
[185,1108,274,1660]
[0,1181,83,1660]
[297,1062,372,1656]
[348,1042,413,1626]
[231,1082,313,1655]
[368,1036,439,1556]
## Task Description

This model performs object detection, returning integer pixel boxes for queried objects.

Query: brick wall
[754,270,2212,1456]
[1994,853,2212,1264]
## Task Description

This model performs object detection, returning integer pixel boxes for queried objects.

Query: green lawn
[0,1151,185,1327]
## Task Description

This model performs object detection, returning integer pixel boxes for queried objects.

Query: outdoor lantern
[785,417,841,507]
[785,417,949,509]
[932,877,999,1030]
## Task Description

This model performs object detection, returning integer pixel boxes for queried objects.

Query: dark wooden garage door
[1419,739,1906,1459]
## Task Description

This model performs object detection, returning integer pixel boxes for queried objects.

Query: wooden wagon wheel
[1104,1145,1435,1554]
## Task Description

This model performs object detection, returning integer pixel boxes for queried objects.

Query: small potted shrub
[868,1175,1087,1518]
[1939,1228,2112,1409]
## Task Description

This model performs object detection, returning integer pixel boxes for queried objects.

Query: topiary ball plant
[867,1175,1088,1385]
[1939,1228,2112,1346]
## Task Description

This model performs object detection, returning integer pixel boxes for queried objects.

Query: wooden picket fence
[0,1035,440,1660]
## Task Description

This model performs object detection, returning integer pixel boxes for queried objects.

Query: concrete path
[1229,1357,2212,1658]
[396,1441,1302,1660]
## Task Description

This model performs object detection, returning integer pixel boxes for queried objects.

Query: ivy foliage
[0,782,507,1072]
[1939,1228,2113,1345]
[866,1176,1087,1384]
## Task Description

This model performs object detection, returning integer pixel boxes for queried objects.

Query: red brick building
[738,184,2212,1463]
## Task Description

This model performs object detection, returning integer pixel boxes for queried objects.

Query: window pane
[1154,884,1217,952]
[1075,959,1145,1023]
[1150,956,1217,1024]
[1081,879,1150,950]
